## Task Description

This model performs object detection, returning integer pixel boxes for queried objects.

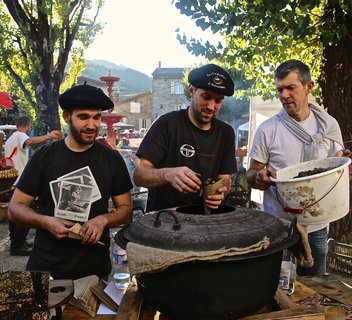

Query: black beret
[188,64,234,96]
[58,84,114,111]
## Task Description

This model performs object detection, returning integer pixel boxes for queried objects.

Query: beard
[192,107,216,125]
[68,119,99,145]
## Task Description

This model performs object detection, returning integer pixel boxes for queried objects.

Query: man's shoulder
[93,141,122,158]
[4,130,20,141]
[33,139,61,154]
[149,110,184,131]
[158,110,184,121]
[258,114,280,129]
[14,130,28,138]
[214,118,233,129]
[212,119,235,136]
[4,130,27,148]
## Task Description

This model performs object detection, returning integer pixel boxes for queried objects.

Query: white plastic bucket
[271,157,351,225]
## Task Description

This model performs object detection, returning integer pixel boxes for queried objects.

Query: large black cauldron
[116,205,299,320]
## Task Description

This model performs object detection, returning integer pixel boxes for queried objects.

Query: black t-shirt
[17,140,133,279]
[136,109,237,211]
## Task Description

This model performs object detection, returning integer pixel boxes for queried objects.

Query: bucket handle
[276,168,345,214]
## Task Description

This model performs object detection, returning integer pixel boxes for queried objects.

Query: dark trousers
[9,220,30,247]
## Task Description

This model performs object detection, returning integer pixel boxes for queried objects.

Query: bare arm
[8,188,75,239]
[24,130,62,148]
[9,188,132,245]
[336,150,344,157]
[133,157,201,194]
[246,158,276,190]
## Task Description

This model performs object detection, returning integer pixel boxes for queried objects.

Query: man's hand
[342,148,352,158]
[255,166,276,190]
[79,215,108,245]
[204,185,228,210]
[167,166,202,194]
[46,217,75,240]
[48,130,63,141]
[247,159,276,190]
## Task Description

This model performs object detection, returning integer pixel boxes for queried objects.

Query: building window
[171,82,184,94]
[130,102,141,113]
[141,118,149,128]
[175,103,187,111]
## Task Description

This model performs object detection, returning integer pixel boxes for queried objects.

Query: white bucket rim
[271,157,351,183]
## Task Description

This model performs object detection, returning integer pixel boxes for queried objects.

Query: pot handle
[133,206,145,215]
[153,210,182,230]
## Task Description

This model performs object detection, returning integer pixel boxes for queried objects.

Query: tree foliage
[0,0,105,132]
[173,0,352,242]
[173,0,351,120]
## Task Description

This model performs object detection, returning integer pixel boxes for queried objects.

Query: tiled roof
[117,90,152,103]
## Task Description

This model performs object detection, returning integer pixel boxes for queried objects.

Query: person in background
[8,84,133,279]
[133,63,237,212]
[4,116,62,256]
[246,59,344,276]
[138,128,147,138]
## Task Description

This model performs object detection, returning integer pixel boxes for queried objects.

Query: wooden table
[61,274,352,320]
[61,304,115,320]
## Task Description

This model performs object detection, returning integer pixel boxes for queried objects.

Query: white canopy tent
[100,122,134,129]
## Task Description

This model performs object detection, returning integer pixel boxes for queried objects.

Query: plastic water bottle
[111,242,130,289]
[279,250,297,295]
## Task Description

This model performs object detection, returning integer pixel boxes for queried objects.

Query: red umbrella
[0,92,13,110]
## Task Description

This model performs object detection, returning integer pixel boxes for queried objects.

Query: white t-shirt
[4,131,29,182]
[249,110,343,233]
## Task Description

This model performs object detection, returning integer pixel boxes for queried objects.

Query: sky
[84,0,217,76]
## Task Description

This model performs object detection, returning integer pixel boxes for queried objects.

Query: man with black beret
[134,63,237,212]
[8,84,133,279]
[58,83,114,110]
[188,63,234,96]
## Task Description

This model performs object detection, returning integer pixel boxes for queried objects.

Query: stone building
[151,63,189,121]
[114,91,152,131]
[78,63,191,130]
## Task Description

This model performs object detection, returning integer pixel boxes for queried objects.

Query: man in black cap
[133,63,237,212]
[8,84,133,279]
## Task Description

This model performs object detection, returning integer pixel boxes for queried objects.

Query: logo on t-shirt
[180,144,195,158]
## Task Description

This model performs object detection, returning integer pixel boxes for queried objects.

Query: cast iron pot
[116,205,299,320]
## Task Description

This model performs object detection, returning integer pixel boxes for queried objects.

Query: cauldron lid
[118,205,297,252]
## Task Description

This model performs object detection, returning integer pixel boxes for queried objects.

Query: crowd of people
[0,61,348,281]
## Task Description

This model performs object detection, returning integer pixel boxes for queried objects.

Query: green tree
[174,0,351,132]
[0,0,104,132]
[173,0,352,243]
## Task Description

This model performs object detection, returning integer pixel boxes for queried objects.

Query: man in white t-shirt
[4,116,61,256]
[246,60,344,276]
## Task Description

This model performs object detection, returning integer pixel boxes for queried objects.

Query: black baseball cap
[58,84,114,111]
[188,64,234,96]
